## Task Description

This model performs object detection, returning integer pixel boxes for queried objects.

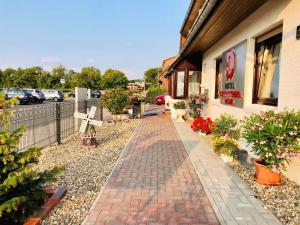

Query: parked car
[91,90,101,98]
[68,92,75,98]
[23,89,46,103]
[1,88,31,104]
[155,94,167,105]
[42,90,64,102]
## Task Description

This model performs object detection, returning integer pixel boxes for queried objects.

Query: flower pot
[82,133,97,147]
[175,109,187,122]
[199,132,207,136]
[220,154,233,163]
[254,160,281,185]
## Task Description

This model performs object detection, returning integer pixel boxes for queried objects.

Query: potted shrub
[212,136,239,163]
[129,93,144,118]
[191,117,215,135]
[173,101,187,122]
[212,113,240,140]
[242,110,300,185]
[100,88,130,121]
[187,94,208,118]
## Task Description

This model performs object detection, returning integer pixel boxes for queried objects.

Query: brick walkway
[83,114,220,225]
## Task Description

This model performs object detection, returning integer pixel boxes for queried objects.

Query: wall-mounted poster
[220,41,247,108]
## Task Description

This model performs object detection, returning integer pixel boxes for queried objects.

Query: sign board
[60,78,65,84]
[220,41,247,108]
[297,25,300,40]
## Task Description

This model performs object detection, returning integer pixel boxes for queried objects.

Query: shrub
[145,85,166,104]
[187,94,208,118]
[100,88,130,114]
[191,117,215,134]
[173,101,186,109]
[242,110,300,173]
[213,113,240,140]
[0,93,61,225]
[212,136,239,157]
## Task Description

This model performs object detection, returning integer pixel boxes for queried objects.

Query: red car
[155,94,166,105]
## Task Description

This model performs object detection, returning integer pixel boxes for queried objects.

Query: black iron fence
[4,99,102,150]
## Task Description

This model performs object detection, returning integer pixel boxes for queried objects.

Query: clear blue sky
[0,0,189,79]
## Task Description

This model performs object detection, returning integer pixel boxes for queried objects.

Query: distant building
[158,56,176,90]
[127,81,144,91]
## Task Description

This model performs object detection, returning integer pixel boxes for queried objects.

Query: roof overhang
[169,0,268,71]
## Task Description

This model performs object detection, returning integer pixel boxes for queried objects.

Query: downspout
[170,0,218,70]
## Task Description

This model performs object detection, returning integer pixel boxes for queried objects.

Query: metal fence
[4,99,102,150]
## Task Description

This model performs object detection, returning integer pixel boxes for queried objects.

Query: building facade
[165,0,300,183]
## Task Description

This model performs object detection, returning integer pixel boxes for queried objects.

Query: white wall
[202,0,300,120]
[201,0,300,184]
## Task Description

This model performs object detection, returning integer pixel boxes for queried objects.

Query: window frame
[253,29,282,106]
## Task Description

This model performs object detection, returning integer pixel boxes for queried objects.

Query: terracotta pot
[254,160,281,185]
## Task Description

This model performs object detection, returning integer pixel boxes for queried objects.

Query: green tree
[144,67,162,88]
[0,94,61,224]
[49,65,66,89]
[0,70,3,87]
[74,67,101,89]
[102,69,128,89]
[2,68,16,88]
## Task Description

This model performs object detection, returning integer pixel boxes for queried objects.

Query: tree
[74,67,101,89]
[2,68,16,88]
[144,67,162,88]
[0,94,61,224]
[102,69,128,89]
[49,65,66,89]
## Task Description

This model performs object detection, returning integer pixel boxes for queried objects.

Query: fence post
[56,103,61,144]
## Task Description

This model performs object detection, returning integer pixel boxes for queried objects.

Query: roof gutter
[169,0,218,72]
[180,0,196,34]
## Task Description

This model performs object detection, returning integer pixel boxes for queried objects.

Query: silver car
[23,89,46,103]
[42,90,64,102]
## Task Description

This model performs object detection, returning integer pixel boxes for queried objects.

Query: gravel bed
[36,119,140,225]
[230,162,300,225]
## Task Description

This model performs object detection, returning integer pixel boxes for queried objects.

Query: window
[188,71,200,96]
[176,71,185,97]
[253,27,282,106]
[215,58,222,99]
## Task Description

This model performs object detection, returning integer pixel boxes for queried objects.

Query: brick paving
[83,114,220,225]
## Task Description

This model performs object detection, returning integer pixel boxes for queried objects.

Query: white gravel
[230,162,300,225]
[36,119,140,225]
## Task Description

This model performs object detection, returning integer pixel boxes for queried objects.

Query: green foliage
[100,88,130,114]
[212,136,239,157]
[74,67,101,90]
[144,67,162,87]
[173,101,186,109]
[0,94,62,225]
[145,85,166,104]
[242,110,300,172]
[102,69,128,89]
[212,113,240,140]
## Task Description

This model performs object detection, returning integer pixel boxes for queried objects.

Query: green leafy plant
[173,101,186,109]
[0,93,61,225]
[187,94,208,118]
[242,110,300,173]
[212,136,239,157]
[213,113,240,140]
[145,85,166,104]
[100,88,130,114]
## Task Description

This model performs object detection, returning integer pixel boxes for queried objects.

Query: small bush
[145,85,166,104]
[212,136,239,157]
[100,88,130,114]
[187,94,208,118]
[212,113,240,140]
[173,101,186,109]
[242,109,300,173]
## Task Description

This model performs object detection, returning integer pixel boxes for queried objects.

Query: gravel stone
[36,119,140,225]
[230,162,300,225]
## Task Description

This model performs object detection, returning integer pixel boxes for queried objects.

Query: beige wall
[202,0,300,119]
[201,0,300,184]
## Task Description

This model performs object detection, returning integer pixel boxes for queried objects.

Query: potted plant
[191,117,215,135]
[100,88,130,122]
[212,136,239,163]
[242,110,300,185]
[129,93,144,118]
[187,94,208,119]
[173,101,187,122]
[212,113,240,140]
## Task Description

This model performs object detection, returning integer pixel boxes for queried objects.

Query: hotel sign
[220,41,247,108]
